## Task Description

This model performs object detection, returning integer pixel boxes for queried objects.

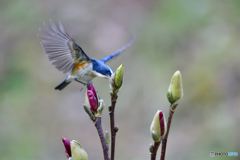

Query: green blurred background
[0,0,239,160]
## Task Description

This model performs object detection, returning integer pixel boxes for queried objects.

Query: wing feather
[38,19,89,74]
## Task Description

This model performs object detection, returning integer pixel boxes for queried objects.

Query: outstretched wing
[38,19,90,74]
[100,35,136,63]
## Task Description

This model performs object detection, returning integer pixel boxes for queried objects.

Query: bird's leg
[80,86,84,92]
[74,77,86,85]
[74,78,93,91]
[80,82,93,91]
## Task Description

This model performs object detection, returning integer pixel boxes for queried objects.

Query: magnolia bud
[95,99,105,117]
[149,143,154,153]
[114,64,123,89]
[62,137,71,158]
[62,138,88,160]
[83,104,95,121]
[171,102,178,110]
[151,131,160,142]
[110,64,124,93]
[167,90,175,104]
[85,84,99,111]
[150,110,166,142]
[71,140,88,160]
[168,70,183,103]
[114,126,119,133]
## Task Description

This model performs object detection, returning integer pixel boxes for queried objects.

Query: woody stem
[151,141,161,160]
[95,117,109,160]
[109,93,118,160]
[160,106,175,160]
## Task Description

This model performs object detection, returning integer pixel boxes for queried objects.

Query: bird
[38,20,135,90]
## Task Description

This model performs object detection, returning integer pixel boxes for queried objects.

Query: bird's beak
[104,75,111,79]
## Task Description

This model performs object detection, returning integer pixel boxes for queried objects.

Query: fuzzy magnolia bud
[114,125,119,133]
[95,99,105,117]
[85,84,99,111]
[167,70,183,104]
[114,64,124,89]
[149,143,154,153]
[62,138,88,160]
[83,104,95,121]
[71,140,88,160]
[150,110,166,142]
[110,64,124,92]
[62,137,71,158]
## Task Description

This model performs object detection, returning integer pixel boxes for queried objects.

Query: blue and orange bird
[38,20,135,90]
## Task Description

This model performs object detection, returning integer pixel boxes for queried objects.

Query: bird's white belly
[72,63,96,83]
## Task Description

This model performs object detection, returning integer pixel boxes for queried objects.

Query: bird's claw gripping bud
[150,110,166,142]
[167,70,183,104]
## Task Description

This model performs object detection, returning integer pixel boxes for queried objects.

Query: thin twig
[160,106,175,160]
[109,93,118,160]
[95,117,109,160]
[151,141,161,160]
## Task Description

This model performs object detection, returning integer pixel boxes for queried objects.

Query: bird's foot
[80,86,84,92]
[79,82,93,92]
[86,82,94,88]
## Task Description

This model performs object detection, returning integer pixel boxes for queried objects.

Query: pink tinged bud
[62,137,71,158]
[87,84,98,103]
[87,90,98,111]
[86,84,99,111]
[150,110,166,142]
[159,111,165,136]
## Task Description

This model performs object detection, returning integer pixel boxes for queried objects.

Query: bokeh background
[0,0,239,160]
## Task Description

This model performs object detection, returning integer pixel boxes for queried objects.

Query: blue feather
[100,36,136,63]
[91,58,113,77]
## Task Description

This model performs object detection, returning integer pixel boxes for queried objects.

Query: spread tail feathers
[100,35,136,63]
[55,79,71,90]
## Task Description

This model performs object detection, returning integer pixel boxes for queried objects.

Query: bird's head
[91,59,113,79]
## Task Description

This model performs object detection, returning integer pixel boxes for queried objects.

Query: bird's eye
[107,70,111,75]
